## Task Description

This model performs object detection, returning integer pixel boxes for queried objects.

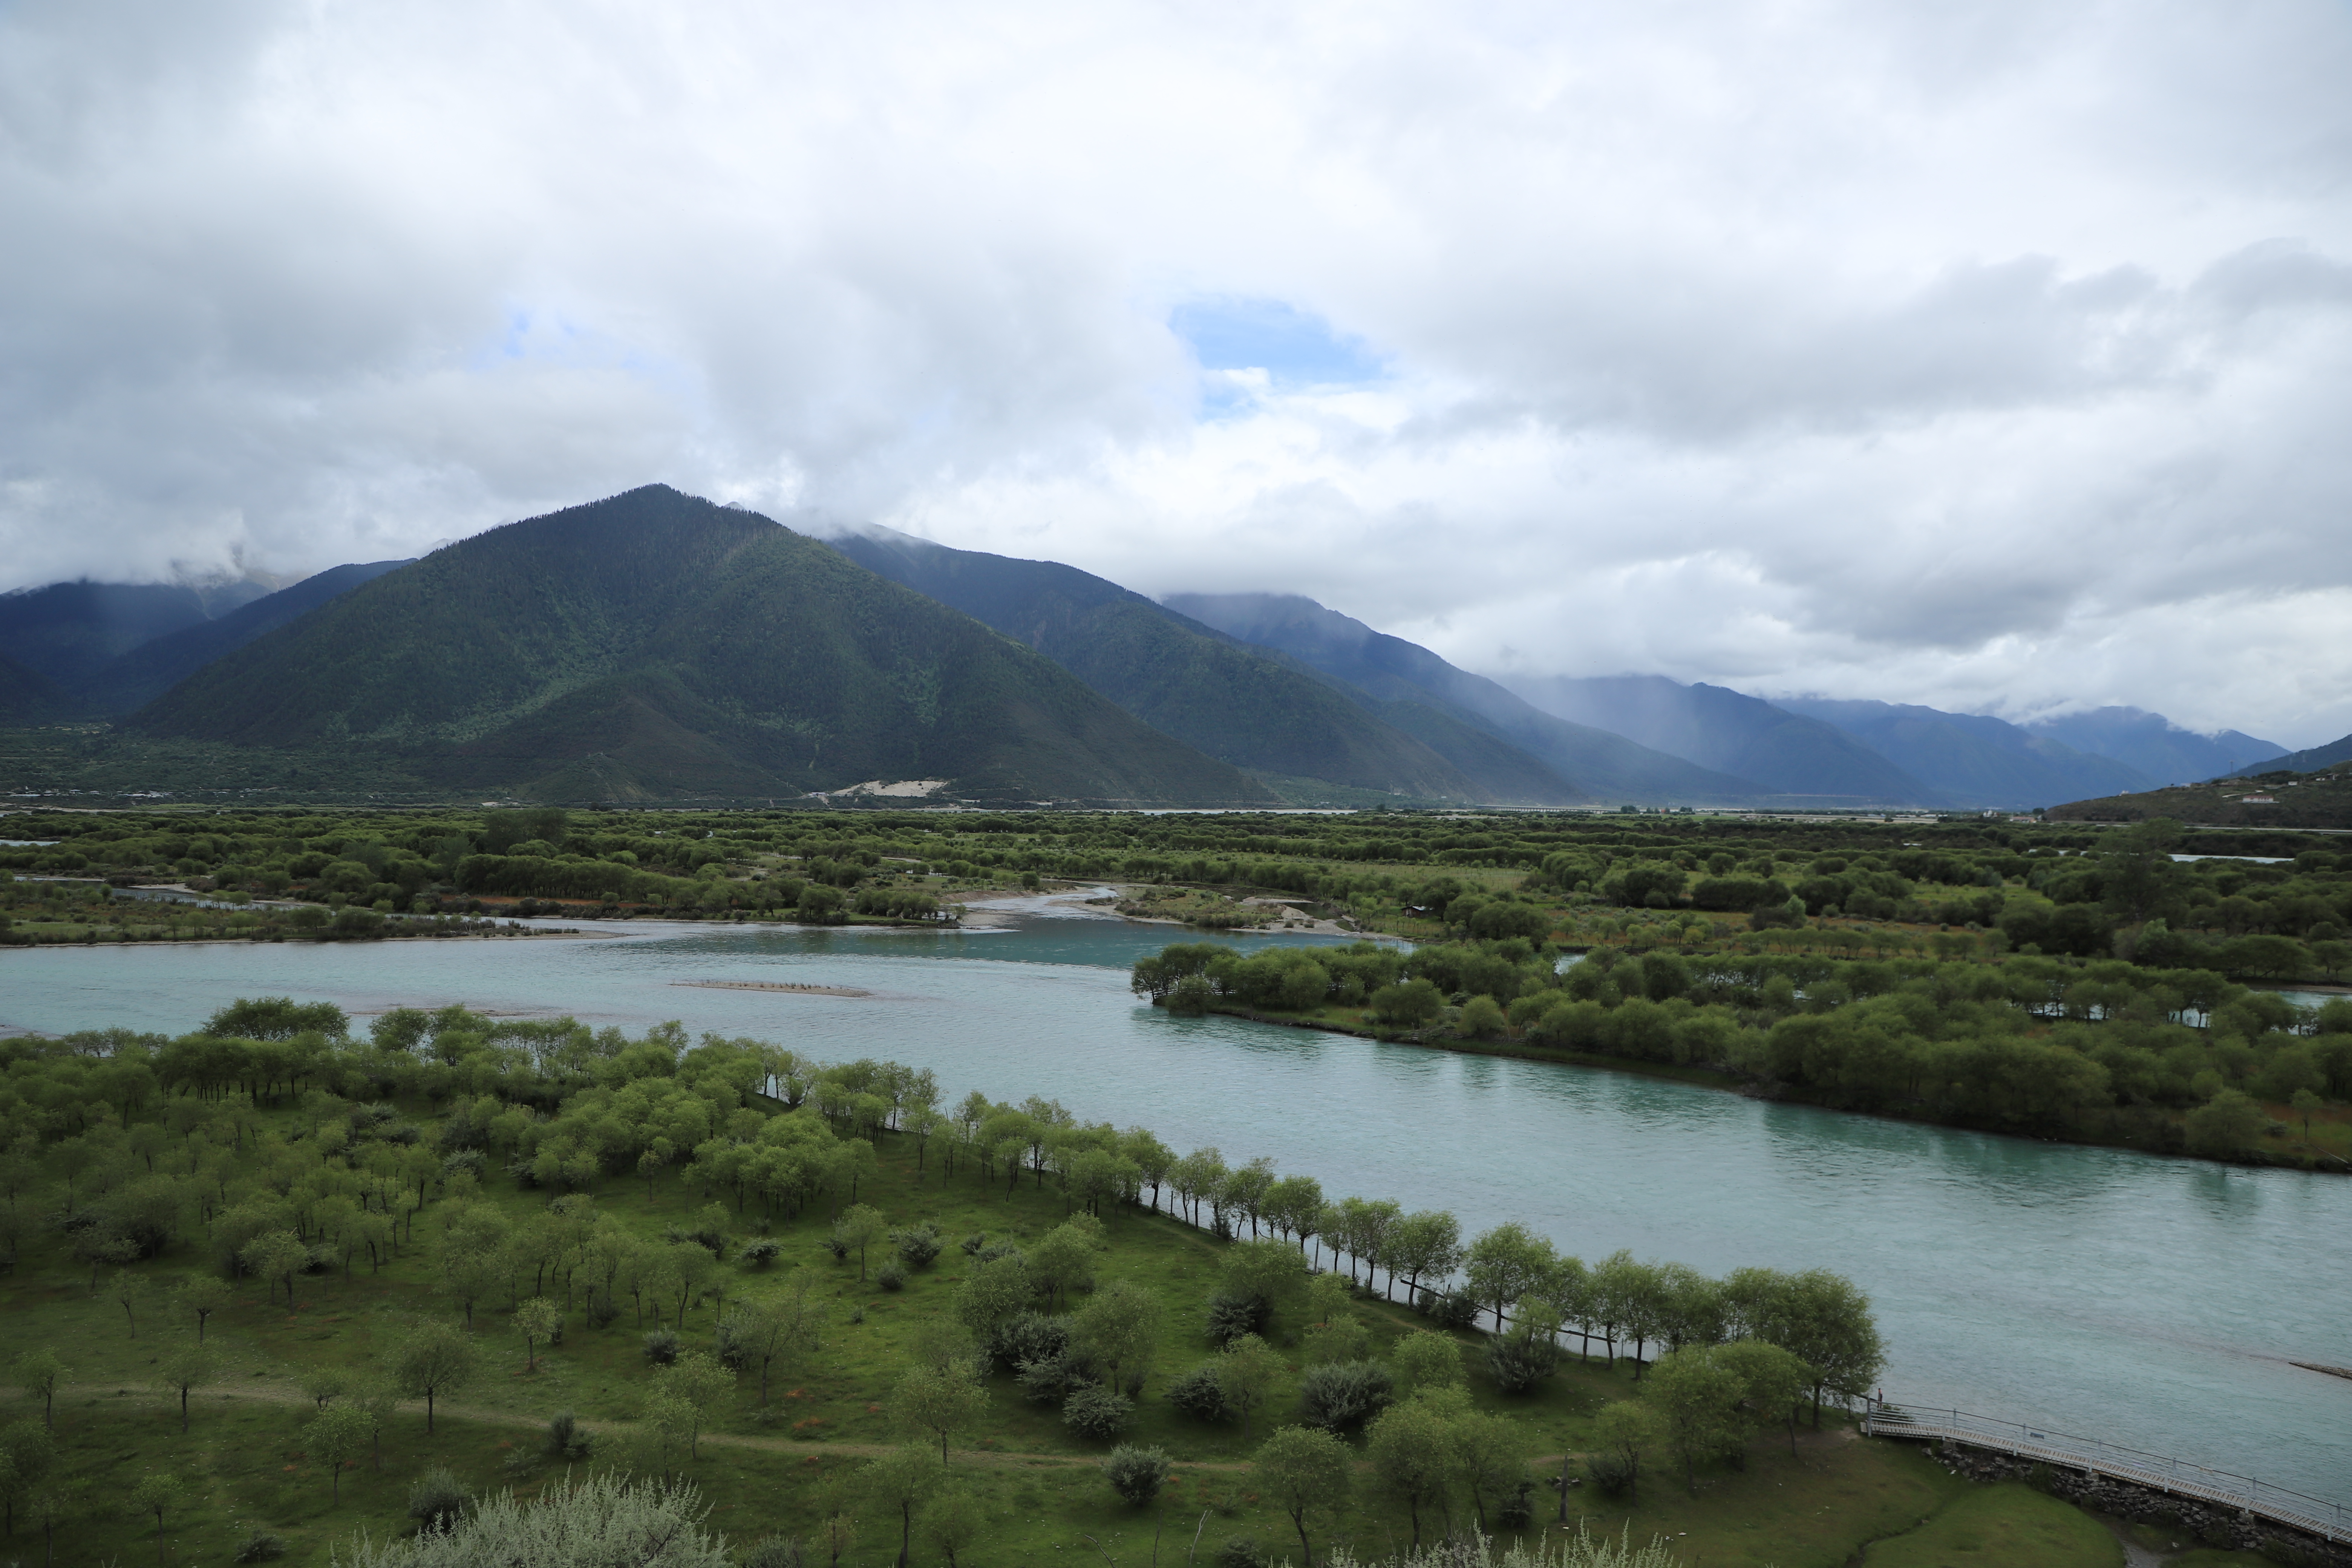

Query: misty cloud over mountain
[3,2,2349,743]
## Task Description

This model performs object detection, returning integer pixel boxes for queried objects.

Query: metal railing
[1864,1399,2350,1545]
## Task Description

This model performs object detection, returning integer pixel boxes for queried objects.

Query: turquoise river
[2,898,2345,1499]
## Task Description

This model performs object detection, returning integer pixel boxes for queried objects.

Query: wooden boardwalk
[1865,1402,2350,1545]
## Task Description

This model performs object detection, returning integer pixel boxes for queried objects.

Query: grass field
[0,1105,2288,1566]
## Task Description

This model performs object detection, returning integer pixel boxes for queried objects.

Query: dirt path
[41,1381,1599,1478]
[36,1381,1262,1472]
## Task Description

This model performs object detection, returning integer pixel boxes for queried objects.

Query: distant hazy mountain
[0,652,60,724]
[2017,707,2285,784]
[1773,697,2152,808]
[1165,593,1767,802]
[827,527,1582,805]
[135,486,1273,806]
[1501,674,1932,803]
[75,559,412,715]
[0,577,276,690]
[2257,732,2352,777]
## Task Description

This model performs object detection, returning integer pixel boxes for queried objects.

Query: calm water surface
[3,899,2346,1498]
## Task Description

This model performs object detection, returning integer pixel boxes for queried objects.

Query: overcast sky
[5,2,2349,745]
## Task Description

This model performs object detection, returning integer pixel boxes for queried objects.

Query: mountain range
[0,483,2325,809]
[132,488,1269,805]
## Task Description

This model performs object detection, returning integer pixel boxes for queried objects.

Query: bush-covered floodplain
[0,999,2251,1567]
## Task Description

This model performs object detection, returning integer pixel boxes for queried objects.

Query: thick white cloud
[3,0,2349,743]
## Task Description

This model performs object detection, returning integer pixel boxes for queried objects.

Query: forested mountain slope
[0,650,60,723]
[2262,731,2352,776]
[76,559,412,715]
[0,577,274,689]
[132,487,1273,805]
[826,526,1583,805]
[1165,592,1769,802]
[1503,674,1930,803]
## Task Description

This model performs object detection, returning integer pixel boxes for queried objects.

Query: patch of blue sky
[462,304,699,407]
[1168,297,1387,393]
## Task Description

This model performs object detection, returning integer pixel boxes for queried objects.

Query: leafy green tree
[0,1418,54,1537]
[156,1344,216,1434]
[1463,1222,1555,1332]
[1027,1215,1106,1309]
[918,1484,984,1566]
[893,1362,989,1464]
[242,1228,309,1307]
[1370,978,1444,1028]
[127,1472,181,1564]
[1072,1279,1163,1392]
[2291,1087,2324,1143]
[1216,1334,1283,1442]
[1220,1238,1308,1321]
[353,1378,399,1471]
[1715,1340,1812,1456]
[392,1321,478,1435]
[175,1274,232,1343]
[952,1253,1033,1340]
[1366,1398,1452,1548]
[654,1351,734,1460]
[1433,1390,1526,1533]
[833,1204,884,1280]
[1582,1401,1661,1510]
[1390,1210,1464,1304]
[108,1268,155,1340]
[1250,1425,1353,1568]
[1645,1345,1745,1490]
[12,1353,62,1432]
[1390,1329,1465,1397]
[858,1445,940,1568]
[2186,1089,2268,1157]
[725,1270,828,1406]
[514,1296,561,1372]
[309,1404,373,1501]
[1771,1270,1884,1426]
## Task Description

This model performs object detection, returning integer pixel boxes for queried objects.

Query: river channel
[2,899,2346,1499]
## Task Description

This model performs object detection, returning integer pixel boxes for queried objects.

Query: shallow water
[3,900,2346,1499]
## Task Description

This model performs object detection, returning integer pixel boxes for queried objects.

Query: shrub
[1101,1444,1172,1506]
[1017,1353,1093,1407]
[407,1467,469,1531]
[959,1232,988,1256]
[642,1329,681,1366]
[1204,1292,1265,1346]
[1062,1385,1134,1442]
[1494,1479,1536,1529]
[824,1235,850,1262]
[232,1530,287,1562]
[1297,1360,1395,1433]
[1486,1330,1562,1394]
[739,1239,782,1269]
[892,1224,942,1268]
[1165,1362,1231,1422]
[989,1311,1069,1372]
[876,1259,907,1292]
[585,1293,620,1329]
[1215,1536,1264,1568]
[1168,974,1213,1015]
[1414,1288,1480,1331]
[742,1536,807,1568]
[544,1410,593,1460]
[1586,1451,1637,1498]
[714,1315,754,1372]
